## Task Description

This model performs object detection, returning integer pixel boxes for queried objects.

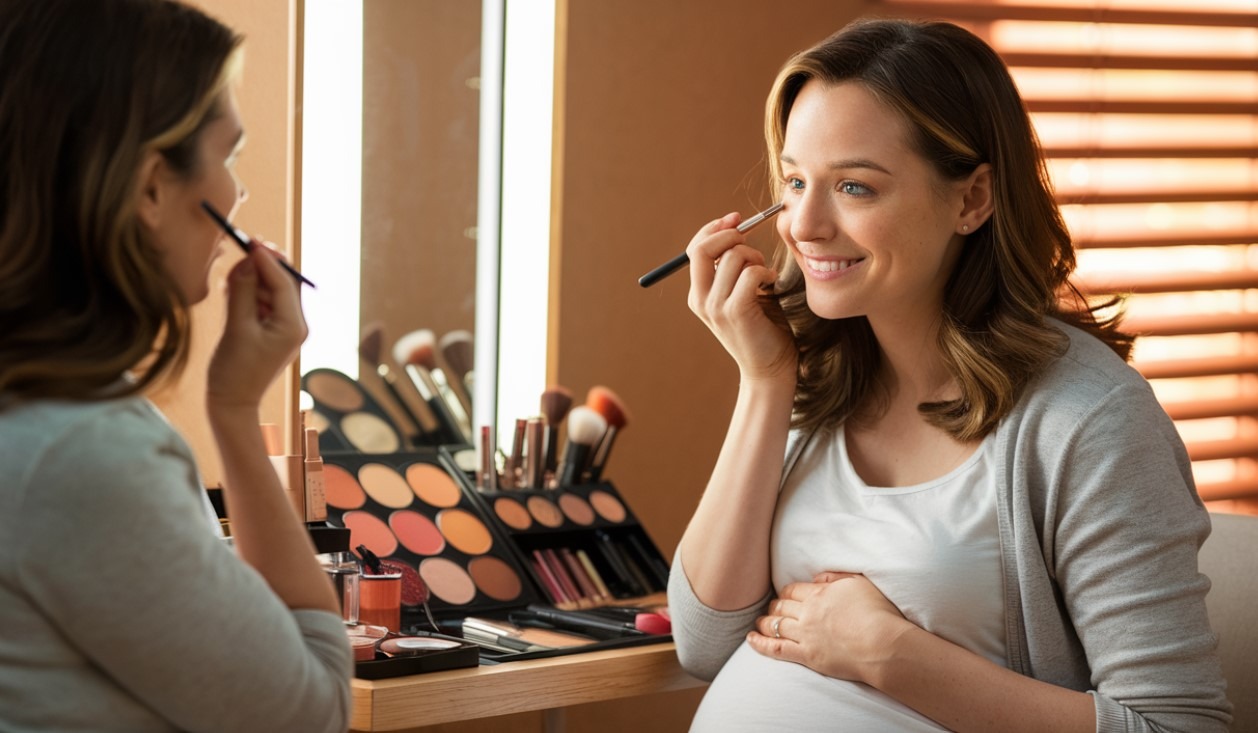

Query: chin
[803,289,859,321]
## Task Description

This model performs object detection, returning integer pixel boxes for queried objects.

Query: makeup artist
[667,18,1230,732]
[0,1,351,731]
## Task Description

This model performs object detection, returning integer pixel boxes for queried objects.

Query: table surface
[350,641,705,731]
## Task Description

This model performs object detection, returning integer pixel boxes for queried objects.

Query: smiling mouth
[804,257,863,273]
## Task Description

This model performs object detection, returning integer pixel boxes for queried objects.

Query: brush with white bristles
[393,329,468,445]
[556,406,608,488]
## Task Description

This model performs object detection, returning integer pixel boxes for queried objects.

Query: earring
[961,224,970,233]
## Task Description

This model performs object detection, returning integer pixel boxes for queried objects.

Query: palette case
[320,447,671,668]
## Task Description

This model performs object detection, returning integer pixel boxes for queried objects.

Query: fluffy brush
[584,385,630,482]
[438,330,474,415]
[393,329,468,445]
[556,406,608,487]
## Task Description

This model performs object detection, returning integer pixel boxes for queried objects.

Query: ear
[134,150,168,232]
[956,163,994,235]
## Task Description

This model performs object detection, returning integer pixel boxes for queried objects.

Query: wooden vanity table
[351,642,705,731]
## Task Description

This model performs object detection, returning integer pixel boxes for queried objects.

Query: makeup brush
[539,385,574,480]
[201,200,316,288]
[437,330,474,416]
[393,329,468,445]
[637,202,784,288]
[584,385,631,483]
[355,544,383,575]
[556,406,608,488]
[358,323,438,446]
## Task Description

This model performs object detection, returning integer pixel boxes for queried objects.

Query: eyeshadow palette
[467,482,671,606]
[302,368,407,455]
[321,449,544,628]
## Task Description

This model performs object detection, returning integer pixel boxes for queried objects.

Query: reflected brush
[637,202,784,288]
[200,200,315,288]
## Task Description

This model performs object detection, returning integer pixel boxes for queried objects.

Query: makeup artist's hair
[765,18,1132,441]
[0,0,243,403]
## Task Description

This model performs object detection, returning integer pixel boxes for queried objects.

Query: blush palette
[321,450,543,626]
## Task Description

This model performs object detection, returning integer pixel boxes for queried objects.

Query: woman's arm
[673,211,798,611]
[207,246,338,614]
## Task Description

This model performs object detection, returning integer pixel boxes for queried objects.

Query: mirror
[299,0,499,441]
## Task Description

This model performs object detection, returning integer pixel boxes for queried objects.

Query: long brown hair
[0,0,243,403]
[764,18,1131,440]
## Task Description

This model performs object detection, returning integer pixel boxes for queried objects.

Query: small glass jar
[317,550,360,626]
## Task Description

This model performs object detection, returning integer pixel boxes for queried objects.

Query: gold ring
[771,617,782,639]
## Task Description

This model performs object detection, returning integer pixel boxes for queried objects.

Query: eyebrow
[780,155,891,175]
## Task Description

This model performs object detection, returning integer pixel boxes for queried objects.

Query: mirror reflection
[300,0,482,447]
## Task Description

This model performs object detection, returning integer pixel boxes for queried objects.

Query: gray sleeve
[1050,383,1231,732]
[667,545,770,682]
[18,407,352,733]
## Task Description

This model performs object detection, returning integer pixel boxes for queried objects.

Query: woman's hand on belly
[746,571,916,684]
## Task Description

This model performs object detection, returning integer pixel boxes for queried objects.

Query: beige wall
[150,0,301,484]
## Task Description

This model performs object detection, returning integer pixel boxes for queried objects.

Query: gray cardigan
[668,321,1232,731]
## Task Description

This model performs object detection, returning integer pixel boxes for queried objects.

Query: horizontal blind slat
[1136,355,1258,380]
[877,2,1258,28]
[1076,270,1258,294]
[1123,312,1258,337]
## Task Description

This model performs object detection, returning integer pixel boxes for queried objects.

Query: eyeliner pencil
[200,200,316,288]
[638,202,783,288]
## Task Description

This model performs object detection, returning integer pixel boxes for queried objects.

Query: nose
[787,189,836,245]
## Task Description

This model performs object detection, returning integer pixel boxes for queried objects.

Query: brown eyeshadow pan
[589,489,627,523]
[467,556,523,602]
[493,497,533,530]
[558,493,596,526]
[305,371,364,412]
[527,495,564,528]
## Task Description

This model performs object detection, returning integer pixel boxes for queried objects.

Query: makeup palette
[469,482,670,605]
[322,449,545,628]
[302,368,408,455]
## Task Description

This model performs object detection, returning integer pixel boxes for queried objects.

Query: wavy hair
[0,0,243,402]
[764,18,1131,440]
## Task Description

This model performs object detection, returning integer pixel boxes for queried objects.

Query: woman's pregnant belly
[689,642,949,733]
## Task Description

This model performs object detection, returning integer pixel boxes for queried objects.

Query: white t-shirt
[690,426,1006,732]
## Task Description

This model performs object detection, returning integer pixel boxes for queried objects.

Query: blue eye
[840,181,873,196]
[785,177,805,191]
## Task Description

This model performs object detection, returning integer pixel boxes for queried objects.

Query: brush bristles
[439,330,474,375]
[393,329,438,369]
[540,385,574,425]
[565,405,608,446]
[358,322,386,365]
[586,385,630,429]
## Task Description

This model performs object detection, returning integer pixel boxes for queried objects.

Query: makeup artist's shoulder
[0,394,183,459]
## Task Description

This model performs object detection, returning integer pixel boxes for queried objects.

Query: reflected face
[149,89,248,305]
[775,81,967,327]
